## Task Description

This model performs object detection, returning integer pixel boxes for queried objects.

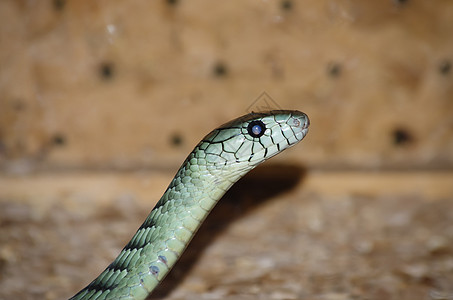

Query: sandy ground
[0,167,452,300]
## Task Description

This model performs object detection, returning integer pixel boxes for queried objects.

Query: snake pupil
[247,120,266,138]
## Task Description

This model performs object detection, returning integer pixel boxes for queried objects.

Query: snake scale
[70,110,309,300]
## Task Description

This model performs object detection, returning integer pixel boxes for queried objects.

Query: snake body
[70,110,309,300]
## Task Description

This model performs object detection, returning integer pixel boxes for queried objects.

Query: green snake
[70,110,309,300]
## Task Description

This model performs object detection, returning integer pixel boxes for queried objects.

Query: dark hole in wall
[12,99,26,112]
[53,0,66,11]
[327,62,342,78]
[281,0,293,11]
[100,62,115,80]
[213,62,228,78]
[52,134,66,146]
[394,0,409,5]
[439,60,451,75]
[170,133,183,147]
[392,128,414,146]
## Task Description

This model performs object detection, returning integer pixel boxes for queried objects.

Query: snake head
[197,110,309,169]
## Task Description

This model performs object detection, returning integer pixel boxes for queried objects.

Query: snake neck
[154,152,255,216]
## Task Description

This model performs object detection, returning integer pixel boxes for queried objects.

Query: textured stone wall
[1,0,452,172]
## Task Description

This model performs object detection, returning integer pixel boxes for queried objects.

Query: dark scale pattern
[158,255,168,265]
[150,265,160,276]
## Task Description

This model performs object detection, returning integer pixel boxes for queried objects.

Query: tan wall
[1,0,452,172]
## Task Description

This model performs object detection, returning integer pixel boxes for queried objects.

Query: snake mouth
[288,111,309,143]
[295,112,310,129]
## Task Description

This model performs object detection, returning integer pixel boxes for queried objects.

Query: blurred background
[0,1,452,299]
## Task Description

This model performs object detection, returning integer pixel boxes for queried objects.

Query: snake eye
[247,120,266,138]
